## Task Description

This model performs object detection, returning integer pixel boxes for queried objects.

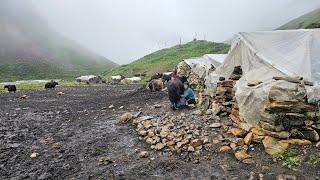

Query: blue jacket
[182,88,195,100]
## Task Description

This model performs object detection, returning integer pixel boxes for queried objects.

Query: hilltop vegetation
[278,8,320,30]
[102,40,229,79]
[0,0,117,82]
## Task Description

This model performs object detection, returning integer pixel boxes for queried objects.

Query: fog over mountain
[28,0,320,64]
[0,0,117,81]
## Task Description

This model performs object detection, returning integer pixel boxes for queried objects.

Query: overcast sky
[30,0,320,64]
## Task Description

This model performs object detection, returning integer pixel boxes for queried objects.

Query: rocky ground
[0,85,320,179]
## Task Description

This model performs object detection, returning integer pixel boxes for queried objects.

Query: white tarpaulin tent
[205,29,320,126]
[183,54,227,79]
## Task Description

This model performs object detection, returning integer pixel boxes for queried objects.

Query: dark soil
[0,85,319,179]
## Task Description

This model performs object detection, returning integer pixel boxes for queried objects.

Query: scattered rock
[166,141,175,147]
[52,143,61,150]
[30,152,38,158]
[209,123,222,128]
[154,143,165,151]
[57,92,65,96]
[193,110,203,116]
[119,106,124,109]
[20,95,29,99]
[262,136,288,155]
[234,150,251,161]
[277,174,297,180]
[119,112,133,124]
[244,132,253,145]
[242,158,255,164]
[98,156,113,165]
[229,128,246,137]
[190,139,202,147]
[187,146,195,152]
[230,143,237,150]
[138,130,147,136]
[234,138,245,146]
[154,104,162,108]
[219,146,231,153]
[108,104,115,109]
[211,102,223,115]
[138,151,150,158]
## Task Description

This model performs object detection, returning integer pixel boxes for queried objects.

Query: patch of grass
[308,154,320,166]
[284,148,297,158]
[282,156,299,169]
[102,40,230,80]
[272,148,300,169]
[273,152,284,161]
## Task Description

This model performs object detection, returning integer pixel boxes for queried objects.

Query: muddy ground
[0,85,319,180]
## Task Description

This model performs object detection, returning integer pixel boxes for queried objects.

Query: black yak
[150,73,162,81]
[45,81,59,89]
[4,85,17,93]
[161,74,171,83]
[166,78,185,109]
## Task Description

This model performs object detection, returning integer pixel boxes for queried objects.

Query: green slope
[102,40,229,79]
[278,8,320,30]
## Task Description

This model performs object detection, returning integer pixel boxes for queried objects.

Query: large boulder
[262,136,289,155]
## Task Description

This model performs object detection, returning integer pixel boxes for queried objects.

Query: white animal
[121,77,142,84]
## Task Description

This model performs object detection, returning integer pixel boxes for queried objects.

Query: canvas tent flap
[205,29,320,127]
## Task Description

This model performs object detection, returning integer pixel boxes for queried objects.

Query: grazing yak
[148,78,164,92]
[4,85,17,93]
[45,80,59,89]
[166,78,185,109]
[150,73,162,81]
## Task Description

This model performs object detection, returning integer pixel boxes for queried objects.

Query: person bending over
[182,82,196,105]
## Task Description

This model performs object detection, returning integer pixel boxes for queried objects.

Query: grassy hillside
[0,0,117,82]
[102,40,229,79]
[278,8,320,30]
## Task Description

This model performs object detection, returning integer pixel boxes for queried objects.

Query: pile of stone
[176,61,205,88]
[224,76,320,157]
[259,78,319,144]
[128,111,232,154]
[211,66,243,118]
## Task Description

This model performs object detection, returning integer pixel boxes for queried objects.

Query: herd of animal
[2,73,186,110]
[3,80,59,93]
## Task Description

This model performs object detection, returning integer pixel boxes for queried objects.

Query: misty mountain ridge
[0,0,117,82]
[278,8,320,30]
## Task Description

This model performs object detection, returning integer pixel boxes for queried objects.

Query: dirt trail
[0,85,319,179]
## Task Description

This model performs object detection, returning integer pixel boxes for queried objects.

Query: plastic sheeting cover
[184,54,227,79]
